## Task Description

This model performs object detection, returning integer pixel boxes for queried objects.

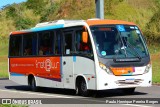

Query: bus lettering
[35,59,59,72]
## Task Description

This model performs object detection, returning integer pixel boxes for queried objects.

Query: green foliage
[0,41,8,78]
[0,11,16,37]
[5,4,18,18]
[149,44,160,54]
[40,1,60,22]
[16,18,33,29]
[144,8,160,44]
[47,0,95,20]
[26,0,49,15]
[3,3,40,30]
[0,104,28,107]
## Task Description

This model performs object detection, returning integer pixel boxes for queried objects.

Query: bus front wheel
[77,79,89,97]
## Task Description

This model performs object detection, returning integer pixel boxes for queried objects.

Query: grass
[151,53,160,83]
[148,44,160,54]
[0,42,8,78]
[0,104,28,107]
[0,40,8,56]
[0,55,8,78]
[148,45,160,83]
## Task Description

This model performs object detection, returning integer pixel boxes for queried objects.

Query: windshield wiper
[113,31,127,62]
[113,32,141,62]
[123,38,141,61]
[119,33,127,57]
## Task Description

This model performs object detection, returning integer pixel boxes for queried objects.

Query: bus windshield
[90,25,149,60]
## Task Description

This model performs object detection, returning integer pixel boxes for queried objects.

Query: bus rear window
[9,35,22,57]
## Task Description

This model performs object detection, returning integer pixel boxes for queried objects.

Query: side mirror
[82,31,88,43]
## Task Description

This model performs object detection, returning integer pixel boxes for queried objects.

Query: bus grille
[116,79,143,85]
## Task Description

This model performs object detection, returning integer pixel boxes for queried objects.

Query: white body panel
[62,57,74,89]
[36,76,63,88]
[96,65,152,90]
[9,64,152,90]
[10,75,28,85]
[73,56,96,90]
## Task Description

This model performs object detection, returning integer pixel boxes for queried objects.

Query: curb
[152,83,160,86]
[0,78,9,80]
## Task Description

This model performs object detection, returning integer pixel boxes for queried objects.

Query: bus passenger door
[62,31,74,89]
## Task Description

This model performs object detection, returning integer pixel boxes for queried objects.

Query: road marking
[0,89,75,98]
[123,104,152,107]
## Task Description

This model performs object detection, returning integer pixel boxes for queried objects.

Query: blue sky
[0,0,27,8]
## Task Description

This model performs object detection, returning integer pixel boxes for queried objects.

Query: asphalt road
[0,78,160,107]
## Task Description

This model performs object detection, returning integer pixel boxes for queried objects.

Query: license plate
[125,78,135,83]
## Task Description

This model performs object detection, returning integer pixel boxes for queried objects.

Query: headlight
[144,63,151,74]
[99,62,113,75]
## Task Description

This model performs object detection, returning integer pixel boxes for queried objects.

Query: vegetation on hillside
[0,0,160,45]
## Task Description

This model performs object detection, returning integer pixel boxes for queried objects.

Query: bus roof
[11,19,136,35]
[10,20,84,35]
[86,19,136,26]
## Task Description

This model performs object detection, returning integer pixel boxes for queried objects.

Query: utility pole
[95,0,104,19]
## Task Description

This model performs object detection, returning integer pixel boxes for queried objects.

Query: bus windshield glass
[90,25,149,59]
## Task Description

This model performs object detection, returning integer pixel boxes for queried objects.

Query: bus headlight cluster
[99,62,113,75]
[144,63,151,74]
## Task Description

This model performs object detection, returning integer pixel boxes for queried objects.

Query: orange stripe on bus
[10,57,61,80]
[86,19,136,26]
[11,31,28,35]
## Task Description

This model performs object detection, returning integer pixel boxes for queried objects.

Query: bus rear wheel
[77,79,89,97]
[30,77,37,92]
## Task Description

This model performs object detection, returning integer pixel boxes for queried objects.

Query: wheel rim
[31,79,36,90]
[81,80,87,92]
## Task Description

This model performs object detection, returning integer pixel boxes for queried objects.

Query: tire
[30,77,37,92]
[78,79,89,97]
[122,88,135,94]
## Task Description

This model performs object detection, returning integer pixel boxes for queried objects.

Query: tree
[26,0,47,14]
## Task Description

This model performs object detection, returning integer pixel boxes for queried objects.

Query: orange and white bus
[8,19,152,96]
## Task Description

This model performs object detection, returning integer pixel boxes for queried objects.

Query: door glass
[64,32,73,55]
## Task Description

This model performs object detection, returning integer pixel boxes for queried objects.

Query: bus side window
[9,35,22,56]
[38,32,53,56]
[55,30,61,55]
[75,29,93,58]
[23,33,37,56]
[75,30,82,53]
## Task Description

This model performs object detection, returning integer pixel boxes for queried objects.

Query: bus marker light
[91,76,95,78]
